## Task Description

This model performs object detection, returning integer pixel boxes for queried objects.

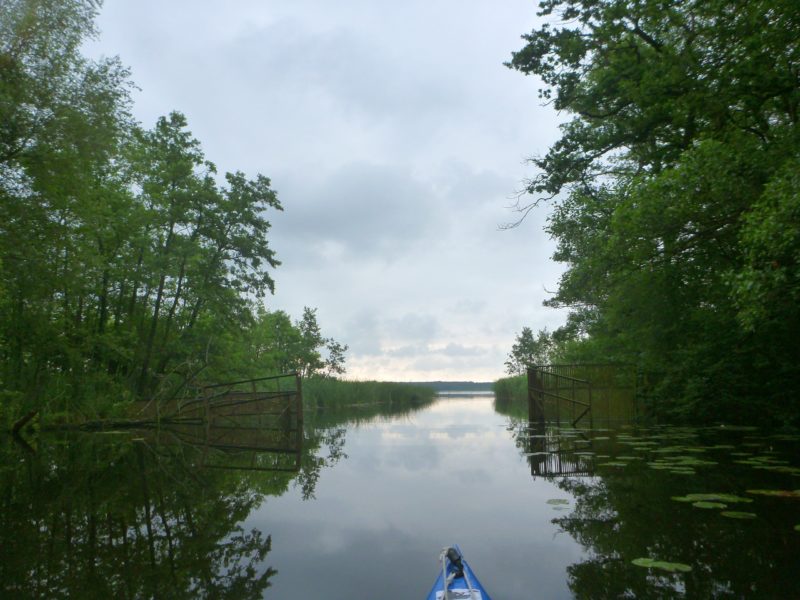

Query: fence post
[527,367,546,427]
[295,373,304,430]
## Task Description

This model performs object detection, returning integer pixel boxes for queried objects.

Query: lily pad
[546,498,570,505]
[721,511,757,519]
[669,469,696,475]
[746,489,800,498]
[599,462,629,467]
[631,558,692,573]
[672,493,753,504]
[753,465,800,475]
[692,501,727,509]
[652,446,687,454]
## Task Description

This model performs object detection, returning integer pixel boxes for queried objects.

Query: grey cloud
[440,343,484,357]
[87,0,568,381]
[342,310,382,356]
[385,313,439,343]
[386,345,428,358]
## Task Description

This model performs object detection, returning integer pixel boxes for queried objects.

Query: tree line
[505,0,800,424]
[0,0,346,423]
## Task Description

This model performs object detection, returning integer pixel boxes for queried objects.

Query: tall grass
[302,377,436,411]
[493,375,526,401]
[493,375,527,419]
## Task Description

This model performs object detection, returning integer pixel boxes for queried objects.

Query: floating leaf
[672,493,752,504]
[721,511,757,519]
[752,466,800,475]
[631,558,692,573]
[692,501,727,509]
[652,446,687,454]
[599,462,629,467]
[546,499,570,505]
[746,489,800,498]
[669,469,696,475]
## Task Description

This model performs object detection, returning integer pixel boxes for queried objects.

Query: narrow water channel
[249,394,582,599]
[2,392,800,598]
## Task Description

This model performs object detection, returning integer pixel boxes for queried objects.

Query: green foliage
[238,307,348,381]
[302,377,436,411]
[492,375,528,418]
[0,3,349,422]
[0,433,282,598]
[504,327,554,374]
[508,0,800,424]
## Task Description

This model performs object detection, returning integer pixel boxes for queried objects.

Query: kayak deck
[426,546,491,600]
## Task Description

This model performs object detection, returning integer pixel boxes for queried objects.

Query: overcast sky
[85,0,567,382]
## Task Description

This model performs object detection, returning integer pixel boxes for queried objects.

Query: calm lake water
[2,393,800,598]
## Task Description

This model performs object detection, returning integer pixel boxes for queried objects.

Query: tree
[296,307,325,377]
[505,327,553,375]
[324,339,348,377]
[507,0,800,423]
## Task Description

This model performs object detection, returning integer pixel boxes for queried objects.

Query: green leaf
[631,558,692,573]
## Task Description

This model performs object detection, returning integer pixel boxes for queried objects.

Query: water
[2,394,799,599]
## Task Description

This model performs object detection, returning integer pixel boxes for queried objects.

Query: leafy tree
[505,327,554,375]
[507,0,800,423]
[296,307,325,377]
[324,339,349,377]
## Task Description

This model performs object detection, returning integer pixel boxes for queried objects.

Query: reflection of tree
[293,392,436,500]
[551,461,800,598]
[0,392,435,597]
[295,427,347,500]
[0,434,282,599]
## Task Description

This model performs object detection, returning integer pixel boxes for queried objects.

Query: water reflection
[247,396,580,599]
[0,394,432,599]
[7,392,796,598]
[0,431,282,599]
[500,389,800,599]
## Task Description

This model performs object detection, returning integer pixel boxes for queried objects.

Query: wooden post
[527,367,545,427]
[294,373,304,470]
[295,373,304,430]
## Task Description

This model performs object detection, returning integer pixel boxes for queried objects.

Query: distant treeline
[0,2,346,425]
[504,0,800,425]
